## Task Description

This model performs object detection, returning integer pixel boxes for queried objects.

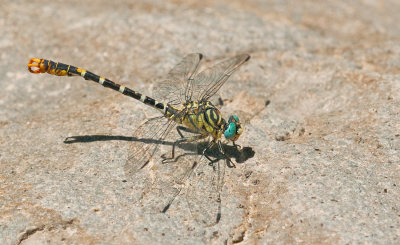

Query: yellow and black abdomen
[27,58,168,114]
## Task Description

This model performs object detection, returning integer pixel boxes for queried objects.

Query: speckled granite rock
[1,0,399,244]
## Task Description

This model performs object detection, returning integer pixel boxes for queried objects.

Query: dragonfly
[27,53,250,226]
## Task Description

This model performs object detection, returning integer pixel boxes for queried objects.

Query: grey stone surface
[1,0,400,244]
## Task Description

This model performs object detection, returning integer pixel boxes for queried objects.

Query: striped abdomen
[28,58,167,114]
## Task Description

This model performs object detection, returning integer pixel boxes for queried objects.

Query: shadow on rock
[64,134,255,165]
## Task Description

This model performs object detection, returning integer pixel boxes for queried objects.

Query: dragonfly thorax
[170,100,227,140]
[166,100,243,143]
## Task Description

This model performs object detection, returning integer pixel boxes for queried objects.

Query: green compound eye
[224,122,236,139]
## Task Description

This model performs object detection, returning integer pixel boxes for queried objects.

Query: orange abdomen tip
[27,58,47,73]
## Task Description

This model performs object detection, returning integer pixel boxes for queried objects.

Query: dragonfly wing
[124,116,176,176]
[140,139,200,213]
[153,53,203,105]
[186,150,226,227]
[188,54,250,101]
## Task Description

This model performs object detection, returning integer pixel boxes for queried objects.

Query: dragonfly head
[224,115,243,142]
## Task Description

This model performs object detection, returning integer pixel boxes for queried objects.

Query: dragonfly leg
[202,141,217,164]
[199,140,235,167]
[218,141,236,168]
[176,125,198,138]
[233,141,242,150]
[161,127,206,163]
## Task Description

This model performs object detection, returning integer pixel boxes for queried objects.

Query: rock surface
[1,0,399,244]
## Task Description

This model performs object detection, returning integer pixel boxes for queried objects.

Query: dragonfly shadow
[64,134,173,146]
[177,141,255,165]
[64,134,255,165]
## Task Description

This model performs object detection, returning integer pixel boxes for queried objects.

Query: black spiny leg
[201,141,231,167]
[218,141,236,168]
[202,141,216,163]
[161,126,206,163]
[176,126,197,138]
[233,141,242,150]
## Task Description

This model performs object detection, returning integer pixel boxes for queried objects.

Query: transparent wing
[140,138,226,226]
[186,148,226,227]
[124,116,176,176]
[188,54,250,101]
[153,53,203,105]
[140,136,200,214]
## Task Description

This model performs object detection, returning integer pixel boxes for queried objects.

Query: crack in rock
[17,218,77,244]
[17,225,45,245]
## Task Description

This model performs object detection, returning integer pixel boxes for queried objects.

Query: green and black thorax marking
[173,100,226,138]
